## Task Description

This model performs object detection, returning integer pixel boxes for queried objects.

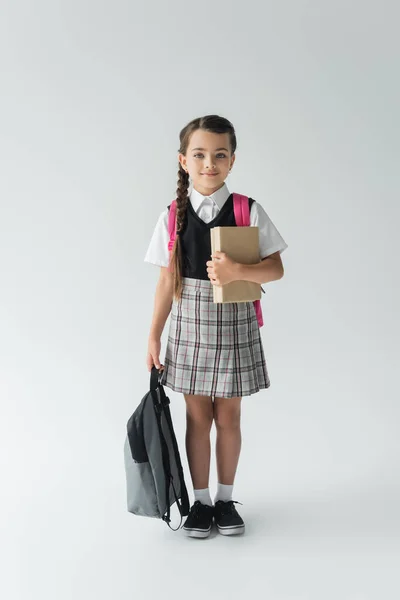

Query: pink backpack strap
[233,193,250,227]
[232,193,264,328]
[168,200,177,252]
[253,299,264,327]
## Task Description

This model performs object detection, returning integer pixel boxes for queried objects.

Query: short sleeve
[250,201,288,259]
[143,208,170,267]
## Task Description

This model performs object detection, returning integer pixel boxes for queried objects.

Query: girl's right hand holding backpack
[146,337,164,373]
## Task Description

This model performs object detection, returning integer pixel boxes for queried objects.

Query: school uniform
[144,183,288,399]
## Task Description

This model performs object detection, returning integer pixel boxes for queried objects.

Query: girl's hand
[146,338,164,373]
[206,251,239,286]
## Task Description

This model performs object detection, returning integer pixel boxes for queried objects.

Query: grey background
[0,1,399,599]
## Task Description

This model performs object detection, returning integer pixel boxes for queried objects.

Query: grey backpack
[124,366,190,529]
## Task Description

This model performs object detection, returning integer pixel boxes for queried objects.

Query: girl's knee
[184,394,213,430]
[213,397,242,430]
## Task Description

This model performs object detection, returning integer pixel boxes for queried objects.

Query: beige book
[210,226,262,303]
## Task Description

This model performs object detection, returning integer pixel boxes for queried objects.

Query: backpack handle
[150,365,164,390]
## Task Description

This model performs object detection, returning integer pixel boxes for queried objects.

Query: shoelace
[191,501,213,518]
[216,500,243,516]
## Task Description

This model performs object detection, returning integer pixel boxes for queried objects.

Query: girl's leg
[212,396,245,535]
[213,396,242,485]
[183,394,213,489]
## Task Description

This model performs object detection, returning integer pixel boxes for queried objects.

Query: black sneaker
[182,501,214,538]
[214,500,245,536]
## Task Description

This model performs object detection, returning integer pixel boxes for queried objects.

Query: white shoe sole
[217,524,245,536]
[183,526,212,538]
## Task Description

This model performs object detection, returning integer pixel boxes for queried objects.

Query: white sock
[194,488,213,506]
[214,483,234,503]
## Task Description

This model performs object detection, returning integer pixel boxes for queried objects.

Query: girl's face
[178,129,235,196]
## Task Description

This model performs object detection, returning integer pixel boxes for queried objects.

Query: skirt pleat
[159,277,270,398]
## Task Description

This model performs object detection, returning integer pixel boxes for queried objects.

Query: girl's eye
[193,153,227,159]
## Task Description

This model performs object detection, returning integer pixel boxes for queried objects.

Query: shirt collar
[189,183,231,212]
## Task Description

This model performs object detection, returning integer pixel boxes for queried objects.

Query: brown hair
[169,114,237,301]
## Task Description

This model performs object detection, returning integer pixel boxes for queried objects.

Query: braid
[170,164,190,300]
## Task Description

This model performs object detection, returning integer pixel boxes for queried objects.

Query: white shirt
[144,183,288,267]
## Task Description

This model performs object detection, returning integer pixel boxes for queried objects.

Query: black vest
[167,194,255,280]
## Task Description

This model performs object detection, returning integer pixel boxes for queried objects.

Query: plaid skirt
[159,277,270,398]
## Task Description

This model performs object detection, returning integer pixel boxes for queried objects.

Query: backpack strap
[153,383,189,530]
[232,193,264,328]
[233,193,250,226]
[168,200,177,252]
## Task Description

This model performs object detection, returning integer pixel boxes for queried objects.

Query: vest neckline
[186,193,234,228]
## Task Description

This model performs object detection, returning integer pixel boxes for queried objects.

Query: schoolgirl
[144,115,287,537]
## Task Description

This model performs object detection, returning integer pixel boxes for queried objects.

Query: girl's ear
[178,153,187,171]
[230,154,236,170]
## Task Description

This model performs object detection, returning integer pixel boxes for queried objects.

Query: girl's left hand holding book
[206,251,238,286]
